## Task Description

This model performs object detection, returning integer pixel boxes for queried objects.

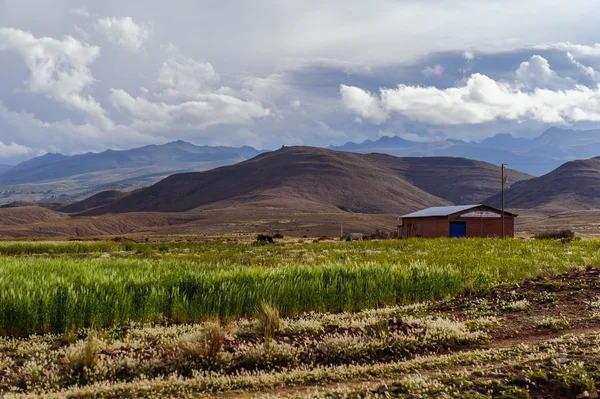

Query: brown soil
[0,206,68,226]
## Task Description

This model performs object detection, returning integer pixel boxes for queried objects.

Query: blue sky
[3,0,600,163]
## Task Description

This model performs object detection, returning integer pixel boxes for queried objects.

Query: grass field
[0,239,598,336]
[1,238,600,397]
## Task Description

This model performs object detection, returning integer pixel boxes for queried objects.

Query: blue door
[449,222,467,238]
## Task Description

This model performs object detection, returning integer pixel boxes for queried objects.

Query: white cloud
[341,72,600,126]
[110,45,271,131]
[0,141,32,158]
[567,52,600,82]
[71,6,90,18]
[156,44,220,101]
[110,90,270,131]
[339,85,388,124]
[516,55,574,90]
[463,51,474,61]
[0,103,157,154]
[94,16,152,51]
[0,27,111,128]
[421,64,445,77]
[241,74,291,104]
[533,42,600,57]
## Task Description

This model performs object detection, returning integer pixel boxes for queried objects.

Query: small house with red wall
[399,204,517,238]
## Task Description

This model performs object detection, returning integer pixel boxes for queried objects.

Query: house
[398,204,518,238]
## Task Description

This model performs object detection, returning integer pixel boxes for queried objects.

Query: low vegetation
[0,238,598,336]
[534,228,576,241]
[2,266,600,398]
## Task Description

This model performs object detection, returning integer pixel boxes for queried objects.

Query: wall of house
[400,217,449,238]
[400,217,515,238]
[455,218,515,238]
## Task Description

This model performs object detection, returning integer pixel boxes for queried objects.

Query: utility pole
[501,163,507,239]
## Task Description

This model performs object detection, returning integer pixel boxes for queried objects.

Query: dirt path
[206,269,600,398]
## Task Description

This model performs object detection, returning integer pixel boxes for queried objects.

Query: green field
[0,239,598,336]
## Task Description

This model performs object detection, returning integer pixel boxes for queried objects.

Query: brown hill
[0,206,69,226]
[82,147,531,217]
[487,157,600,211]
[58,190,130,213]
[365,155,532,204]
[84,147,452,216]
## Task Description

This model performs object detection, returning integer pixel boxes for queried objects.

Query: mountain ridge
[329,128,600,176]
[0,141,263,186]
[486,157,600,211]
[77,147,532,216]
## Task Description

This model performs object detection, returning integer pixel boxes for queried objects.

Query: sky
[3,0,600,163]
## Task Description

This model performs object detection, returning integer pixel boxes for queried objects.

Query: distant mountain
[0,165,13,176]
[0,141,261,185]
[487,157,600,211]
[330,128,600,176]
[479,133,533,152]
[79,147,531,217]
[0,141,263,205]
[82,147,452,215]
[330,135,559,176]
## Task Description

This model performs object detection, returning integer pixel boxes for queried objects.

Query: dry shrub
[534,229,575,241]
[257,302,281,344]
[66,333,104,376]
[178,320,229,360]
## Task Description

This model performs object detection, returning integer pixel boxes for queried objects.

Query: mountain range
[330,127,600,176]
[75,147,531,216]
[0,141,263,205]
[2,143,600,238]
[1,126,600,211]
[0,165,12,175]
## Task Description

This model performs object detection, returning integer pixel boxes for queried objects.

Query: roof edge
[401,204,518,218]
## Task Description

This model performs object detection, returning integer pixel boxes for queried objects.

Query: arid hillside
[367,154,531,204]
[81,147,532,217]
[59,190,131,213]
[0,206,68,226]
[488,157,600,211]
[83,147,452,216]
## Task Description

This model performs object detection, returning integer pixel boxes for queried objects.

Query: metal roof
[401,205,482,218]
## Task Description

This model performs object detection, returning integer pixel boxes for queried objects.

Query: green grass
[0,238,598,336]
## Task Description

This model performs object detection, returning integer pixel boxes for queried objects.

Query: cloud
[94,16,152,51]
[71,6,90,18]
[0,103,157,154]
[567,52,600,82]
[463,51,474,61]
[0,27,111,128]
[0,141,32,158]
[421,64,445,77]
[339,85,388,123]
[341,71,600,126]
[534,42,600,57]
[516,55,575,90]
[111,90,270,131]
[156,44,220,101]
[109,45,271,131]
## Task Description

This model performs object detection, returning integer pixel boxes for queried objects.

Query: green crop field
[0,239,598,336]
[2,238,600,398]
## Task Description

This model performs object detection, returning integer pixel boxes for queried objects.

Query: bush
[257,302,281,345]
[534,229,575,241]
[178,321,226,360]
